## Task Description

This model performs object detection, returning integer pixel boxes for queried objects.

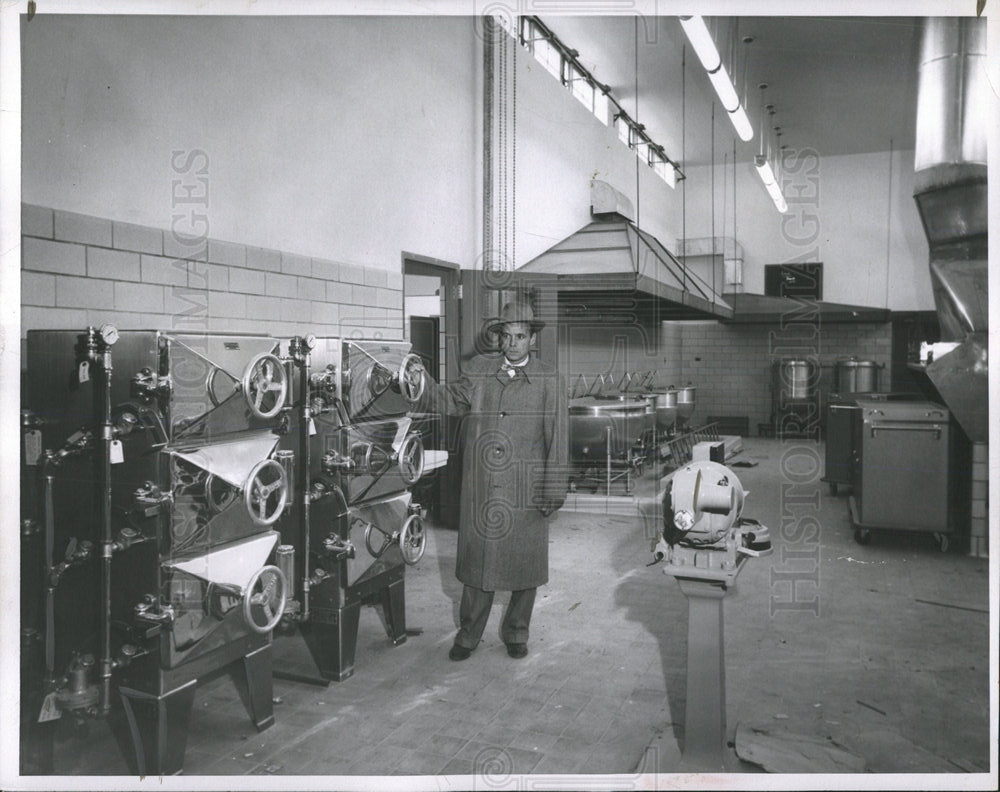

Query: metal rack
[663,423,722,468]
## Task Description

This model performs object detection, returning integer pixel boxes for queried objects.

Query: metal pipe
[43,467,56,682]
[298,346,313,620]
[914,17,987,176]
[98,344,114,716]
[606,425,612,495]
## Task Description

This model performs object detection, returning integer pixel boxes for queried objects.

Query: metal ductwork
[912,16,988,558]
[912,16,988,444]
[512,181,733,323]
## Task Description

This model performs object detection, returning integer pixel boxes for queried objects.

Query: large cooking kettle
[568,396,652,463]
[638,389,678,432]
[674,383,696,424]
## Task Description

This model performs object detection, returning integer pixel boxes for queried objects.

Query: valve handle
[244,459,288,526]
[399,513,426,565]
[204,473,236,514]
[242,353,288,419]
[206,367,238,408]
[351,442,377,476]
[397,432,425,486]
[242,564,287,634]
[364,521,392,559]
[397,353,425,404]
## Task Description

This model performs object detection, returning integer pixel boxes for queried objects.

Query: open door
[403,254,460,528]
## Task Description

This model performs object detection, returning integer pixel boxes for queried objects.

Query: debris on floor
[734,722,866,773]
[847,729,961,773]
[836,556,887,565]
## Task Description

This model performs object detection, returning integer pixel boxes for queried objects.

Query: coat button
[499,411,506,418]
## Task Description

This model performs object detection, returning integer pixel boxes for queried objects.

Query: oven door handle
[869,422,943,439]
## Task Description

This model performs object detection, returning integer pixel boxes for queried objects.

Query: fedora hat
[485,298,545,335]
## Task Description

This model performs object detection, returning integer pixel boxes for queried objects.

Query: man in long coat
[420,298,568,660]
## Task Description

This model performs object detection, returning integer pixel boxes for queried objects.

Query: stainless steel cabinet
[849,398,952,548]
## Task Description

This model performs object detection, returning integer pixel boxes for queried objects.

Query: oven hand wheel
[242,353,288,419]
[204,473,237,514]
[206,366,239,408]
[398,513,426,565]
[366,363,393,398]
[364,521,393,559]
[396,432,425,485]
[352,442,391,476]
[244,459,288,526]
[242,564,288,634]
[363,513,426,565]
[396,353,425,403]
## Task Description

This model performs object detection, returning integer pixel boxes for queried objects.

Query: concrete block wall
[559,316,676,397]
[20,204,404,349]
[675,320,893,432]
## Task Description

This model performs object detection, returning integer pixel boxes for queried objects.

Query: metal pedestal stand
[664,555,748,772]
[652,461,771,773]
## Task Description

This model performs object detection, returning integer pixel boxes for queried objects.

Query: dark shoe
[506,642,528,659]
[449,644,472,661]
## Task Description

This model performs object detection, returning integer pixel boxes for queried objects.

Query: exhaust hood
[513,183,732,322]
[911,16,988,445]
[721,293,890,325]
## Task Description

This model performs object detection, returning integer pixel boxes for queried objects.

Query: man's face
[498,321,534,365]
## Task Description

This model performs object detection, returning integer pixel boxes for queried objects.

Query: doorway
[402,253,460,528]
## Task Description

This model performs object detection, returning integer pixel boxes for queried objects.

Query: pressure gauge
[99,324,119,346]
[304,333,317,350]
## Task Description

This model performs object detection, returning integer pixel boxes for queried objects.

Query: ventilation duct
[675,236,745,294]
[912,16,988,444]
[912,15,988,559]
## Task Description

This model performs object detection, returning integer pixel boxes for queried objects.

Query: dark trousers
[454,584,536,649]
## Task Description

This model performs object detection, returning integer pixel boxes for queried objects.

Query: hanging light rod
[678,15,753,142]
[754,85,787,213]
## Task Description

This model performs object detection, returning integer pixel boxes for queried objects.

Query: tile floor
[21,438,995,787]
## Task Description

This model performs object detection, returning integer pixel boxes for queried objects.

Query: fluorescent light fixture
[708,64,740,112]
[679,16,721,72]
[729,106,753,142]
[754,155,776,186]
[755,154,787,213]
[680,15,753,142]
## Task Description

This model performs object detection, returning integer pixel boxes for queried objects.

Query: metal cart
[848,398,953,550]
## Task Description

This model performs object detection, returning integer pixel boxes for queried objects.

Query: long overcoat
[425,354,568,591]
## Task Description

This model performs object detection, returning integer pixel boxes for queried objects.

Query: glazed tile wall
[672,320,894,432]
[20,204,403,346]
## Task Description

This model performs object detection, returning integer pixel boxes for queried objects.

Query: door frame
[401,252,460,384]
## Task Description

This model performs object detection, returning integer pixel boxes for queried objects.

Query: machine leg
[19,707,55,774]
[300,603,362,682]
[242,644,275,732]
[20,631,55,774]
[119,679,197,776]
[674,577,729,772]
[380,578,407,645]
